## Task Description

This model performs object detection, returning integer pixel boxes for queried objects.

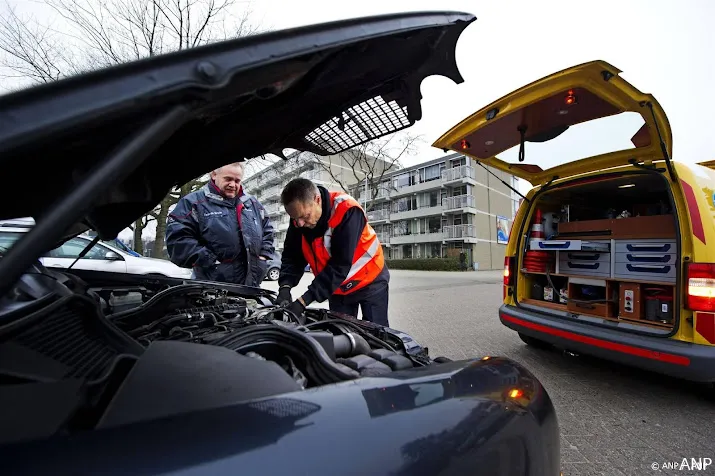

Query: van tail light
[503,256,515,300]
[504,256,515,287]
[686,263,715,312]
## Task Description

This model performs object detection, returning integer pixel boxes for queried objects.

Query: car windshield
[102,240,130,253]
[0,230,23,255]
[0,229,120,260]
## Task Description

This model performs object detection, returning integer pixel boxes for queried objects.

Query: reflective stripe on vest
[323,193,351,257]
[302,191,384,295]
[345,233,380,280]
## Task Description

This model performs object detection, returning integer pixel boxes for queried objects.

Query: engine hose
[304,319,399,353]
[112,284,206,320]
[333,333,371,357]
[215,325,359,383]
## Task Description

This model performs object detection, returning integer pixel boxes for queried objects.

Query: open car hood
[0,11,475,242]
[433,60,673,186]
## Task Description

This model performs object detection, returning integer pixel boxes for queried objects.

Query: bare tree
[151,175,209,258]
[298,132,423,212]
[0,0,260,253]
[131,215,156,255]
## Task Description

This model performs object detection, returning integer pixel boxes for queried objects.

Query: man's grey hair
[281,178,318,206]
[213,162,245,174]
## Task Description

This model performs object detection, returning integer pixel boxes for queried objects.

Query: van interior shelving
[517,171,679,333]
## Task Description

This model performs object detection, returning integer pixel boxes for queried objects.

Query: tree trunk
[152,198,171,259]
[133,218,144,255]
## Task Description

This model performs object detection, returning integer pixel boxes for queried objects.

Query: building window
[429,190,439,207]
[428,217,441,233]
[452,185,467,196]
[393,221,409,236]
[393,196,417,213]
[394,173,412,189]
[402,245,412,259]
[424,164,441,182]
[451,157,466,168]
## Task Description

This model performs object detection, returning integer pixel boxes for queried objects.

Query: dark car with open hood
[0,11,559,475]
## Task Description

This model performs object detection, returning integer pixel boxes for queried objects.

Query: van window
[497,112,645,171]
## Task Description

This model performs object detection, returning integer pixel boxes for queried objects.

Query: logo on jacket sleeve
[339,280,359,292]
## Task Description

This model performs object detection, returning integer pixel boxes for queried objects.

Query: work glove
[286,299,306,324]
[276,286,292,306]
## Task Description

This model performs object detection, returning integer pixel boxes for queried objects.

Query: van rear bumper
[499,304,715,383]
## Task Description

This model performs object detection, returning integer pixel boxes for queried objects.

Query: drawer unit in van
[615,252,677,266]
[557,251,611,277]
[614,239,675,254]
[613,239,677,283]
[529,239,610,252]
[612,262,676,283]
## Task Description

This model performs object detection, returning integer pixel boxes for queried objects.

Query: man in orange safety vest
[275,178,390,326]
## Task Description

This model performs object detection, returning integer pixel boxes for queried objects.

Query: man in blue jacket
[165,162,276,286]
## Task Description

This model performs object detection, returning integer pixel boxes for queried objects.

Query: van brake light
[504,256,515,287]
[686,263,715,312]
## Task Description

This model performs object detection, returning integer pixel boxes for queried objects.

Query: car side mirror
[104,251,122,260]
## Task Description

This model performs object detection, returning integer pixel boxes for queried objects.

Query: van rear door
[433,60,674,186]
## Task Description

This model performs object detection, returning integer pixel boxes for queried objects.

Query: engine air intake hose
[333,332,370,358]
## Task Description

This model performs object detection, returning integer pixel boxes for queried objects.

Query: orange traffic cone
[524,209,553,273]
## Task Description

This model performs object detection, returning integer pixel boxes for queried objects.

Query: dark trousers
[328,281,390,327]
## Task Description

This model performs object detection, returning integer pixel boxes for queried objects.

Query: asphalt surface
[263,270,715,476]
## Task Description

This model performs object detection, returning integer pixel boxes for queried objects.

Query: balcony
[361,187,391,202]
[367,209,391,222]
[376,232,390,245]
[389,178,442,198]
[441,165,476,184]
[263,185,282,200]
[444,224,477,241]
[390,230,445,245]
[390,204,443,221]
[443,194,476,211]
[264,203,284,217]
[300,169,322,182]
[277,216,290,231]
[255,160,313,187]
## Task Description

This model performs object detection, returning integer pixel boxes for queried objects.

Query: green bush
[385,258,464,271]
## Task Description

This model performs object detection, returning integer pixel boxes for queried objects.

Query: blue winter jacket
[165,182,276,286]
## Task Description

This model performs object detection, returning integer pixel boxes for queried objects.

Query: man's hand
[276,286,292,306]
[286,299,306,323]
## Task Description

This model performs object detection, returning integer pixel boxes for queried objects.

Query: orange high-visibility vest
[301,192,384,295]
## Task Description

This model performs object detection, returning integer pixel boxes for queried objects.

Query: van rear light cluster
[503,256,516,300]
[504,256,515,287]
[686,263,715,312]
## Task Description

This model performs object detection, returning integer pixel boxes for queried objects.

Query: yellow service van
[434,60,715,383]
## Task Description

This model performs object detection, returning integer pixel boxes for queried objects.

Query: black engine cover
[97,341,301,429]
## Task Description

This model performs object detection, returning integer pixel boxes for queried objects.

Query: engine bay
[0,262,436,444]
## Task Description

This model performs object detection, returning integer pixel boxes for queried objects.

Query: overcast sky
[3,0,714,240]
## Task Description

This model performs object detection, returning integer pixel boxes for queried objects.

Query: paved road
[263,270,715,476]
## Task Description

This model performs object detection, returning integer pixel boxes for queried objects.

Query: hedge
[385,258,465,271]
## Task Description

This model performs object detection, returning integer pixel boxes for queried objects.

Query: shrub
[385,258,464,271]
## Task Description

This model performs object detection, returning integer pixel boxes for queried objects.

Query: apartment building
[242,151,391,252]
[352,153,521,271]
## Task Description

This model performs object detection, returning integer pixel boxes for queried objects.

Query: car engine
[0,262,438,443]
[94,281,433,388]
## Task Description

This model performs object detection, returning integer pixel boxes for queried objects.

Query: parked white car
[0,223,192,279]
